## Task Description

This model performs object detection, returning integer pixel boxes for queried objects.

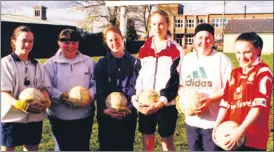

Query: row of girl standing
[0,10,178,151]
[1,9,272,151]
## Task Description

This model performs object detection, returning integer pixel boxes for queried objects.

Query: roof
[1,14,61,25]
[33,5,47,9]
[209,12,273,15]
[224,19,273,33]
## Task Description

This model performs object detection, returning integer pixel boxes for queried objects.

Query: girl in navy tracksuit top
[94,26,137,151]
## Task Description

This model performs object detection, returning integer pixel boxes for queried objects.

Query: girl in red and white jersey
[213,32,273,150]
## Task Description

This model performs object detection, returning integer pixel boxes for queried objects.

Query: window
[214,34,222,40]
[186,34,194,45]
[198,18,206,24]
[212,18,228,27]
[35,10,40,17]
[175,19,184,28]
[176,38,183,46]
[186,19,194,27]
[175,34,184,47]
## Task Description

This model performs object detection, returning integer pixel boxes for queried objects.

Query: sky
[1,1,273,33]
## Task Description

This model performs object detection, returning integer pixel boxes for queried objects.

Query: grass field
[16,53,273,151]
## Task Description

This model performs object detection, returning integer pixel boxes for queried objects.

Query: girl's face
[106,31,124,53]
[234,41,260,68]
[193,31,214,55]
[150,13,169,39]
[58,40,79,59]
[14,31,34,57]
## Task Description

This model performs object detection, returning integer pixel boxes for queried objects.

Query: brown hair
[11,25,33,51]
[58,28,80,42]
[103,25,123,43]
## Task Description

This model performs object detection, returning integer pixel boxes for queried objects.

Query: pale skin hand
[104,108,124,119]
[132,100,148,114]
[136,101,165,115]
[223,127,245,150]
[194,97,212,114]
[195,91,223,115]
[39,88,51,111]
[144,101,165,115]
[224,107,262,150]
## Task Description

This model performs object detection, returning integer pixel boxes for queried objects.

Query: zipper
[153,56,159,90]
[70,64,72,71]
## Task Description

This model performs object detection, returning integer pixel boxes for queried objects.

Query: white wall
[224,33,273,54]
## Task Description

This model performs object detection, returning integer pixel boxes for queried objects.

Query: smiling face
[193,31,214,56]
[14,31,34,58]
[105,31,124,53]
[150,13,169,39]
[235,40,260,68]
[58,40,79,59]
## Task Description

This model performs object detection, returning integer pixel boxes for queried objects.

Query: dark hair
[11,25,33,51]
[195,23,214,36]
[58,28,80,42]
[235,32,263,56]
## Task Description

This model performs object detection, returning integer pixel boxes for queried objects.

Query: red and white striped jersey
[220,61,273,149]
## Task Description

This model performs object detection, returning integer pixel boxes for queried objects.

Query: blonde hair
[150,10,170,25]
[150,10,171,36]
[11,26,33,51]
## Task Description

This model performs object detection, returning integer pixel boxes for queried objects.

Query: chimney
[33,5,47,20]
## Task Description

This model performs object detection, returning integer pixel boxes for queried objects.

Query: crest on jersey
[248,72,256,82]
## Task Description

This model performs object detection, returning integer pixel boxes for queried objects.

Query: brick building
[158,3,273,50]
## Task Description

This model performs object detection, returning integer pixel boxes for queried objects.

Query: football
[176,90,207,116]
[138,90,160,105]
[215,121,246,150]
[67,86,91,107]
[105,92,128,111]
[19,88,44,104]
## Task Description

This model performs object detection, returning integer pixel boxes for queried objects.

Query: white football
[68,86,91,107]
[177,90,207,116]
[215,121,246,150]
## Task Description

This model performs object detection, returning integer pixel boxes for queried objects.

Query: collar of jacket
[10,52,38,64]
[52,49,85,64]
[142,36,172,50]
[108,50,131,59]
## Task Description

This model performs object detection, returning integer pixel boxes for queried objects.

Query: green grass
[16,53,273,151]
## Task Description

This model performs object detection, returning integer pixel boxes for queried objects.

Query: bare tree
[70,1,156,38]
[127,4,155,39]
[69,0,120,31]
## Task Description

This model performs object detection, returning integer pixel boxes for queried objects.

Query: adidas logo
[182,67,212,89]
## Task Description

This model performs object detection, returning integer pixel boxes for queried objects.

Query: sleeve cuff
[57,91,63,101]
[89,90,95,100]
[219,99,229,109]
[159,96,168,106]
[252,98,267,107]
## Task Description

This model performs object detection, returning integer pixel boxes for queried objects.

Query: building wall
[224,33,273,54]
[158,4,181,16]
[159,4,273,50]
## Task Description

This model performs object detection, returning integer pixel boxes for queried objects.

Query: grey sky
[1,1,273,32]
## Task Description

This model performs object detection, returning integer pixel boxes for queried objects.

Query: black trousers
[97,112,137,151]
